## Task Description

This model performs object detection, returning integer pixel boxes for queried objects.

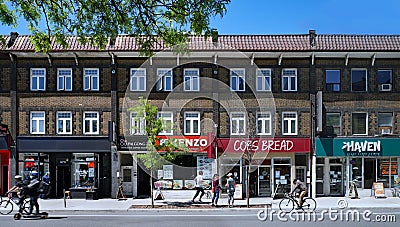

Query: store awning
[217,138,310,153]
[17,136,110,153]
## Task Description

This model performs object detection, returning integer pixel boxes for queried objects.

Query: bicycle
[279,193,316,212]
[0,192,31,215]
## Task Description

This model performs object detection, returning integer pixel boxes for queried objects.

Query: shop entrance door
[121,166,133,196]
[272,158,291,194]
[329,165,343,195]
[258,166,271,196]
[56,165,71,198]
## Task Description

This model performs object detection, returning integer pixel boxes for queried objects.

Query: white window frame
[130,112,146,135]
[184,112,200,135]
[282,68,297,92]
[83,68,99,91]
[230,112,246,135]
[83,111,99,135]
[351,112,368,136]
[184,68,200,91]
[130,68,146,91]
[351,68,367,92]
[282,112,297,135]
[256,69,272,92]
[30,68,46,91]
[378,112,393,135]
[158,112,173,135]
[30,111,45,134]
[256,112,272,135]
[57,68,73,91]
[157,68,173,91]
[230,68,246,91]
[57,111,72,135]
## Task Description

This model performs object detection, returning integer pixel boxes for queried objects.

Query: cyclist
[6,175,27,213]
[291,178,308,209]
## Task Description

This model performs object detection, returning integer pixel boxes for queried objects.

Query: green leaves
[1,0,231,55]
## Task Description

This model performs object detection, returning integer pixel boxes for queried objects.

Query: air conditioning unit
[379,84,392,91]
[381,128,391,134]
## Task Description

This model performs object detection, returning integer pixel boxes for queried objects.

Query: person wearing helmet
[291,178,308,209]
[27,171,40,215]
[7,175,27,213]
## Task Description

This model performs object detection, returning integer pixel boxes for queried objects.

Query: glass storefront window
[72,153,96,188]
[18,153,49,180]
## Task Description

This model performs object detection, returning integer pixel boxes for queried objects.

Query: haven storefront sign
[316,138,400,157]
[218,138,310,153]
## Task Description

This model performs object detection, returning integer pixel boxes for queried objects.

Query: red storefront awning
[217,138,310,153]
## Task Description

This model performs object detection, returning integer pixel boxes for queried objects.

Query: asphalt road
[0,209,398,227]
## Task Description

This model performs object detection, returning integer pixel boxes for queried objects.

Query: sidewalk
[38,190,400,212]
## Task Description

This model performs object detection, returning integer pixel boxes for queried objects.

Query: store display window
[72,153,96,188]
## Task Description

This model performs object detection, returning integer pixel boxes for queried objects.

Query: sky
[2,0,400,35]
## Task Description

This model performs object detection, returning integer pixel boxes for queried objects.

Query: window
[184,112,200,135]
[351,69,367,92]
[83,68,99,91]
[230,112,246,135]
[326,70,340,92]
[326,113,341,135]
[130,68,146,91]
[30,111,45,134]
[230,69,245,91]
[256,112,271,135]
[158,112,173,135]
[184,69,200,91]
[130,112,145,135]
[282,112,297,135]
[83,112,99,134]
[30,68,46,91]
[352,113,368,135]
[57,111,72,134]
[377,70,392,91]
[57,68,72,91]
[157,68,173,91]
[378,113,393,134]
[256,69,271,91]
[282,69,297,91]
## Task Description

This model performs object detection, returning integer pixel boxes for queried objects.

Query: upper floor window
[230,69,245,91]
[158,112,173,135]
[31,68,46,91]
[83,68,99,91]
[184,112,200,135]
[57,111,72,134]
[326,112,341,135]
[377,70,392,92]
[256,112,271,135]
[378,112,393,135]
[57,68,72,91]
[256,69,271,92]
[351,69,367,92]
[184,69,200,91]
[282,112,297,135]
[282,69,297,92]
[130,112,145,135]
[230,112,246,135]
[352,112,367,135]
[130,68,146,91]
[30,111,45,134]
[326,70,340,92]
[157,68,173,91]
[83,112,99,134]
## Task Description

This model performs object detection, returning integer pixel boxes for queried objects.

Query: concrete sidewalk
[38,190,400,212]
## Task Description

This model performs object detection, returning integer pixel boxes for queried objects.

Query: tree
[0,0,230,55]
[128,97,187,207]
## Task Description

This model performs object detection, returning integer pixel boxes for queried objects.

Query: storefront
[118,134,214,197]
[316,138,400,196]
[17,136,111,198]
[216,138,310,197]
[0,135,10,194]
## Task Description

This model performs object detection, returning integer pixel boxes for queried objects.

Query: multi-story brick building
[0,30,399,198]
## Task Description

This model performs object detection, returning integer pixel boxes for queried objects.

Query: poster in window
[163,165,173,179]
[197,156,213,179]
[173,180,183,189]
[380,161,397,175]
[88,168,95,177]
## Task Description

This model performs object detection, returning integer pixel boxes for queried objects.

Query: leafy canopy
[0,0,230,55]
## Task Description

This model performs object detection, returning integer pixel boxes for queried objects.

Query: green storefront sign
[316,138,400,157]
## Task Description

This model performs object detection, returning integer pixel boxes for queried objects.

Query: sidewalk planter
[86,191,98,200]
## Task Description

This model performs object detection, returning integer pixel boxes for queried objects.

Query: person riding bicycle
[290,179,308,209]
[6,175,28,213]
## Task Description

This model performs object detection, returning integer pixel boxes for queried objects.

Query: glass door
[329,165,343,195]
[258,166,271,196]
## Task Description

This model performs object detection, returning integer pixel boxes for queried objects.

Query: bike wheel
[0,199,13,215]
[279,198,294,212]
[21,200,31,214]
[302,198,316,211]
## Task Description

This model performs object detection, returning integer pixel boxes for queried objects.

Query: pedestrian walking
[192,171,205,203]
[226,173,235,208]
[211,174,220,207]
